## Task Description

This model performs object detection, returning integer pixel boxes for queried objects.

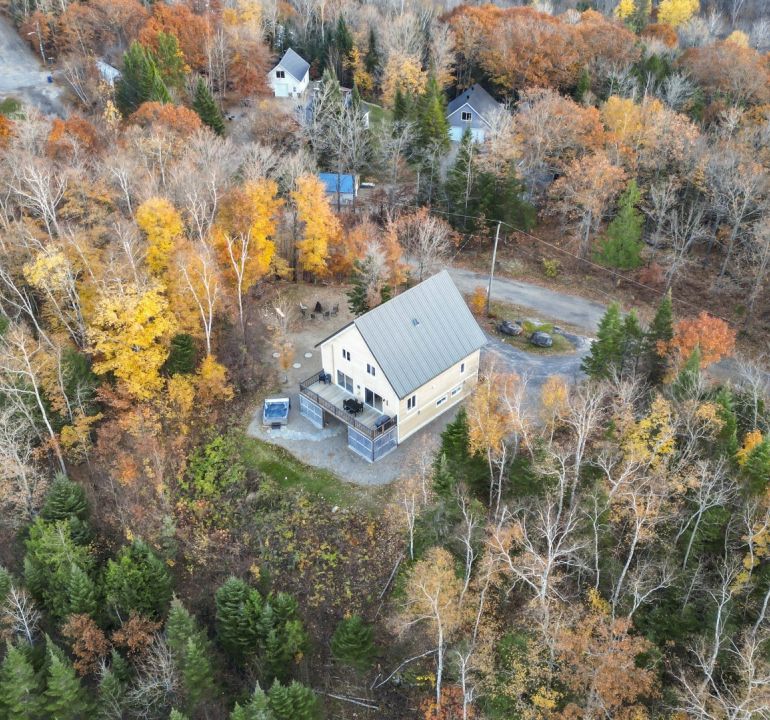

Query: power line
[388,200,732,323]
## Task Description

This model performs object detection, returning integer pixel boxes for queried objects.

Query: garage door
[273,83,289,97]
[449,126,464,142]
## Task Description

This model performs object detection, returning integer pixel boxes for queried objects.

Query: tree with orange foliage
[129,102,203,137]
[62,614,111,676]
[292,175,340,278]
[555,592,659,720]
[57,0,148,57]
[670,312,736,368]
[420,685,472,720]
[549,151,626,258]
[46,117,100,161]
[139,4,210,71]
[0,115,13,148]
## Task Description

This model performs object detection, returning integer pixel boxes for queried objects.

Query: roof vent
[411,318,420,327]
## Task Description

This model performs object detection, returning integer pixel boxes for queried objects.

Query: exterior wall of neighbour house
[268,66,308,97]
[320,325,400,416]
[396,349,481,443]
[447,104,488,142]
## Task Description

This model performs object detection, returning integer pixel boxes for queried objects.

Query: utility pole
[486,221,501,316]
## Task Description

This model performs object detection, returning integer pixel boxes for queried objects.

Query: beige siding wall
[396,349,481,443]
[319,326,399,414]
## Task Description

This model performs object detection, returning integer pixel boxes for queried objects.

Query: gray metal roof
[352,270,487,399]
[277,48,310,82]
[446,84,501,122]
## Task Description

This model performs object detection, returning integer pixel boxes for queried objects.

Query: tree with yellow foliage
[291,174,340,278]
[657,0,699,27]
[346,46,373,96]
[177,240,221,356]
[214,179,283,333]
[381,52,427,107]
[88,284,176,400]
[135,197,185,276]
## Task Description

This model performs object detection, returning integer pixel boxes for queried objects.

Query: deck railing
[299,372,397,440]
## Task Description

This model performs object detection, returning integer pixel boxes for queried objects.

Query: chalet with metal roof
[299,271,487,462]
[268,48,310,98]
[446,83,502,142]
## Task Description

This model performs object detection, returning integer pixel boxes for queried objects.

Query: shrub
[541,258,560,278]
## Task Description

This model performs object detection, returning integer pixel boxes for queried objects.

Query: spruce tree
[154,31,186,90]
[104,539,172,619]
[594,180,644,269]
[582,302,624,379]
[164,333,198,375]
[44,644,90,720]
[41,474,88,523]
[334,18,353,59]
[181,636,214,713]
[475,166,535,231]
[166,599,198,658]
[0,566,11,604]
[573,66,591,102]
[97,663,126,720]
[330,616,375,670]
[268,680,318,720]
[231,684,273,720]
[67,564,98,617]
[193,78,226,136]
[215,577,261,660]
[672,347,702,400]
[115,41,171,116]
[620,309,644,376]
[743,437,770,495]
[645,290,674,385]
[364,28,380,75]
[392,86,411,124]
[0,643,41,720]
[444,129,476,229]
[713,387,738,456]
[416,75,449,153]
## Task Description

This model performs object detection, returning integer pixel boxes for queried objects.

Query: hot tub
[263,397,291,427]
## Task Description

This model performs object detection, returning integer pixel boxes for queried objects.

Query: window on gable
[461,111,472,122]
[366,363,376,376]
[276,70,285,79]
[407,395,417,411]
[342,348,351,361]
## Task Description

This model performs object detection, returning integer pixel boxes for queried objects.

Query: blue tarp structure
[318,173,356,195]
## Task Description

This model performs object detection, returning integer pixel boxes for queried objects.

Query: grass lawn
[238,435,383,509]
[0,97,22,117]
[363,101,391,127]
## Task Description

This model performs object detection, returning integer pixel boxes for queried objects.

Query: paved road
[0,16,65,116]
[449,267,607,332]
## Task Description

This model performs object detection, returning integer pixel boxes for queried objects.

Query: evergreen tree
[620,309,644,376]
[268,680,319,720]
[347,256,392,316]
[153,31,187,90]
[0,643,41,720]
[67,563,98,617]
[97,663,126,720]
[444,129,476,229]
[41,474,88,523]
[0,566,12,605]
[436,407,487,492]
[181,636,214,713]
[645,290,674,385]
[169,711,190,720]
[44,644,90,720]
[672,347,702,400]
[475,166,535,231]
[743,437,770,495]
[331,616,375,670]
[215,577,262,660]
[712,387,739,456]
[115,41,171,116]
[334,18,353,59]
[582,303,625,379]
[364,28,380,75]
[164,334,198,375]
[230,684,273,720]
[192,78,226,136]
[573,66,591,102]
[392,86,411,124]
[351,83,362,109]
[416,75,449,153]
[104,539,172,619]
[166,599,198,658]
[594,180,644,269]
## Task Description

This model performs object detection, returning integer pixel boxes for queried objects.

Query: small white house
[446,83,502,143]
[299,271,487,462]
[268,48,310,98]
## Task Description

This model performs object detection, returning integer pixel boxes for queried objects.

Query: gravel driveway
[0,17,66,116]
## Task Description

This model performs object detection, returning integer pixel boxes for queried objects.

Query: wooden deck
[304,379,385,428]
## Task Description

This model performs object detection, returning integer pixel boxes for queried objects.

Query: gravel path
[0,17,66,116]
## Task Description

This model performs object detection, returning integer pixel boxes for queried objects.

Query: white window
[407,395,417,411]
[367,363,376,376]
[342,348,351,361]
[451,384,463,397]
[461,111,472,121]
[337,371,353,393]
[460,362,465,373]
[276,69,285,79]
[436,395,448,407]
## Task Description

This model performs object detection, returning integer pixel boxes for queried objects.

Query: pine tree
[0,643,41,720]
[713,387,738,456]
[67,564,98,617]
[104,539,172,619]
[231,684,273,720]
[444,129,476,229]
[392,86,411,124]
[215,577,261,660]
[164,334,198,375]
[268,680,319,720]
[166,599,197,658]
[97,663,126,720]
[582,302,624,379]
[594,180,644,269]
[416,75,449,153]
[645,290,674,385]
[672,347,701,400]
[620,309,644,376]
[154,31,186,90]
[0,566,12,604]
[364,28,380,75]
[41,474,88,522]
[573,66,591,102]
[331,616,375,669]
[192,78,226,135]
[44,644,90,720]
[475,166,535,231]
[743,437,770,495]
[334,18,353,59]
[115,41,171,116]
[181,636,214,713]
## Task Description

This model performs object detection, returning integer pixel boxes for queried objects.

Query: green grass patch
[488,301,576,355]
[363,101,390,127]
[238,435,374,508]
[0,97,22,117]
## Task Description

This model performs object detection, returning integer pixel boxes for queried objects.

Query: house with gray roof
[298,271,487,461]
[446,83,502,142]
[268,48,310,98]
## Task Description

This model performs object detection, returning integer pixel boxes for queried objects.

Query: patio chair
[323,309,331,319]
[314,301,323,314]
[299,302,308,318]
[331,303,339,316]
